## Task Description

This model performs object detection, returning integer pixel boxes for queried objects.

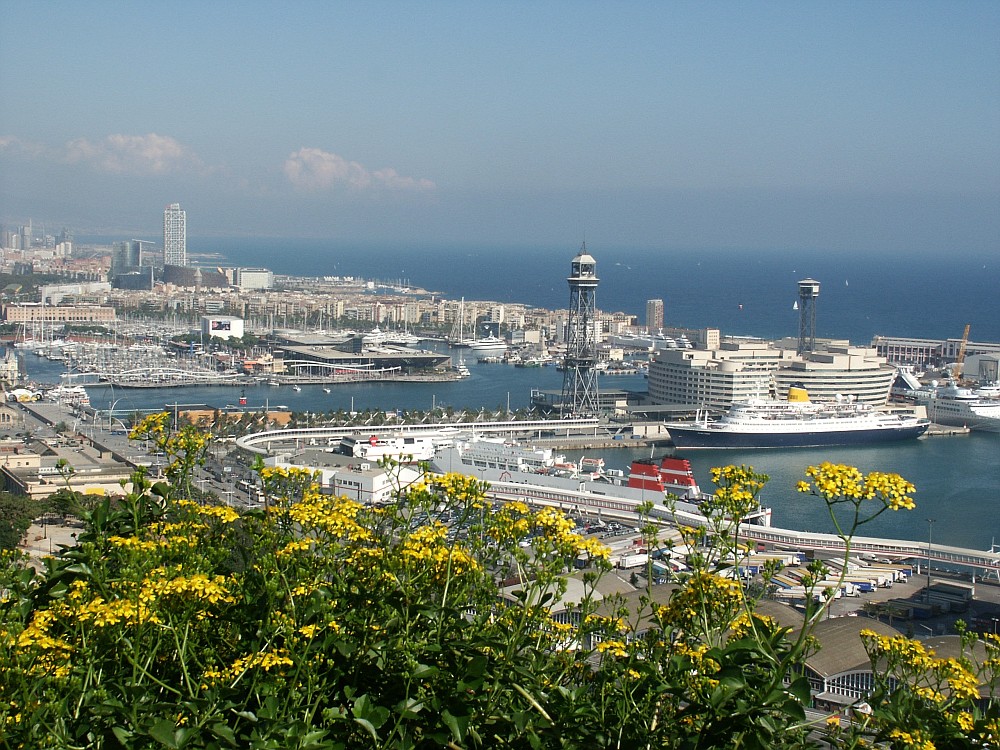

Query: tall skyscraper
[163,203,187,267]
[560,244,600,416]
[645,298,664,333]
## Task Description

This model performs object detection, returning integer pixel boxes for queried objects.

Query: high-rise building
[645,298,664,333]
[163,203,187,267]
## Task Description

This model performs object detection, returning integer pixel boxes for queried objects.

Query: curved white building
[648,341,895,409]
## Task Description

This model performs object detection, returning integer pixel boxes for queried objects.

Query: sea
[33,238,1000,552]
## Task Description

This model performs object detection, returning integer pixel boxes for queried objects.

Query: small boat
[323,387,331,393]
[291,384,302,392]
[267,379,280,387]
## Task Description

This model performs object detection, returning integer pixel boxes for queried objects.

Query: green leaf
[149,719,181,748]
[411,663,438,679]
[441,709,469,742]
[298,729,331,748]
[352,718,379,742]
[787,676,811,703]
[209,722,237,744]
[395,697,425,719]
[112,726,134,744]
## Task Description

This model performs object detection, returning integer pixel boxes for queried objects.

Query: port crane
[953,323,971,381]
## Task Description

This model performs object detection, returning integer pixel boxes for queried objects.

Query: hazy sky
[1,1,997,254]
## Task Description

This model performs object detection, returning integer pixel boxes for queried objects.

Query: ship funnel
[787,385,810,403]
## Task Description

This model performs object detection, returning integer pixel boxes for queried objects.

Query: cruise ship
[915,383,1000,433]
[664,387,929,450]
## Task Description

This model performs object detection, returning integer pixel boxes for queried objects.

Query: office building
[235,268,274,291]
[163,203,187,267]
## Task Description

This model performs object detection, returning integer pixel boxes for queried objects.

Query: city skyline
[1,2,998,257]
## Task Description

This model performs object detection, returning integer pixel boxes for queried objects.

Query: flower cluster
[798,462,916,511]
[657,571,746,637]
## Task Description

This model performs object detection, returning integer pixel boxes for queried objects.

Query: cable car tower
[560,244,600,416]
[797,278,820,354]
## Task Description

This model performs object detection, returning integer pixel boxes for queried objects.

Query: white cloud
[63,133,201,175]
[284,147,435,192]
[0,135,47,157]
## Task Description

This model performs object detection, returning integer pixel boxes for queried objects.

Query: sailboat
[449,298,476,347]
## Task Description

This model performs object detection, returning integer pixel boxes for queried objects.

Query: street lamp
[107,397,123,432]
[926,518,935,604]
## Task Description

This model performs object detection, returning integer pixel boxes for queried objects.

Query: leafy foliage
[0,491,48,551]
[0,430,996,748]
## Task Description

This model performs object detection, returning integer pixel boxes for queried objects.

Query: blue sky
[1,1,997,254]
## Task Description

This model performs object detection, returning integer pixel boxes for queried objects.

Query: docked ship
[43,384,91,408]
[466,336,508,360]
[338,433,439,463]
[915,383,1000,433]
[428,436,771,524]
[664,387,929,450]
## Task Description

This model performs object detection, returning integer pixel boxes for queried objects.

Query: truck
[617,553,649,570]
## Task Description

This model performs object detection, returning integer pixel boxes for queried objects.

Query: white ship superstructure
[916,383,1000,432]
[467,336,507,360]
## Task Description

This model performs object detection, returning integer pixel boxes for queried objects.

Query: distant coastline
[77,236,1000,345]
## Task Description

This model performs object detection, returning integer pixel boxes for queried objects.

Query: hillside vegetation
[1,415,996,748]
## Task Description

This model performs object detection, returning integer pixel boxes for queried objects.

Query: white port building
[647,341,795,410]
[648,340,897,409]
[201,315,244,341]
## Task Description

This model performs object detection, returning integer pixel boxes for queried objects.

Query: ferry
[664,387,929,450]
[428,437,771,524]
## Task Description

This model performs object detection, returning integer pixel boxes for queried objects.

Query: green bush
[0,422,996,748]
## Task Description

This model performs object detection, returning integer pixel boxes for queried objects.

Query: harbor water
[22,352,999,553]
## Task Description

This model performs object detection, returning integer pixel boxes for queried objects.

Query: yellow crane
[954,324,971,381]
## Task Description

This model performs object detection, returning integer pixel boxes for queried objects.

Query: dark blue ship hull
[666,423,929,450]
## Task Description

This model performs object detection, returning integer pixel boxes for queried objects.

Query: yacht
[467,336,507,360]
